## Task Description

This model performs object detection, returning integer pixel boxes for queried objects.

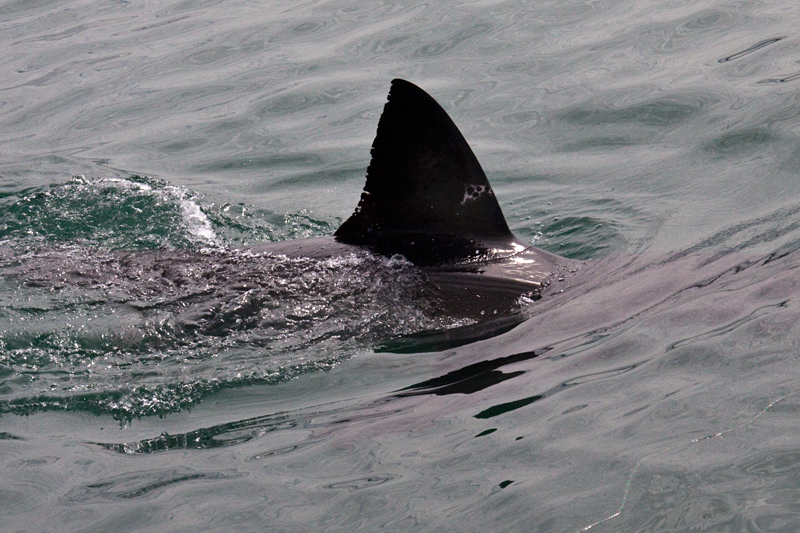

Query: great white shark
[0,79,569,353]
[257,79,568,318]
[0,79,576,419]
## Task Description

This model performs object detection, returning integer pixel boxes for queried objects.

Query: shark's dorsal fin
[335,79,514,264]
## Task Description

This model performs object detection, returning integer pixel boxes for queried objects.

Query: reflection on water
[2,0,800,530]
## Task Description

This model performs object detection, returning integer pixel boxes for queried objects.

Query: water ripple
[718,36,786,63]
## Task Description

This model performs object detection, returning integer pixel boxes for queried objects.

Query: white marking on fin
[461,184,491,205]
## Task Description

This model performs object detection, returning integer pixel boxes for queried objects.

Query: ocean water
[2,0,800,530]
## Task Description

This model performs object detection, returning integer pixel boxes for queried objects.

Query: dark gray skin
[254,79,568,318]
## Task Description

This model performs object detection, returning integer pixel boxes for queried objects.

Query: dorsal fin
[335,79,513,263]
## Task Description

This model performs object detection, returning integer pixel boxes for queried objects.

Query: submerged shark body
[0,79,573,420]
[1,79,567,349]
[256,79,566,317]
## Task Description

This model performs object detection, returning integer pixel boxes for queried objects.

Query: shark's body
[2,79,566,336]
[0,79,573,420]
[254,79,567,317]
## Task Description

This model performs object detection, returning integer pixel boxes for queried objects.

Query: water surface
[2,0,800,530]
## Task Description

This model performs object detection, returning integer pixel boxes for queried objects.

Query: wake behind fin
[335,79,515,264]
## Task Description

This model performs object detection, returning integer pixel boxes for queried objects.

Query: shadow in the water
[397,347,548,396]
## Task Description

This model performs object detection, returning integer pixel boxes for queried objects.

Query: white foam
[179,197,218,245]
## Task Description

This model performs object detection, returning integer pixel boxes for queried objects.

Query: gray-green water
[2,0,800,530]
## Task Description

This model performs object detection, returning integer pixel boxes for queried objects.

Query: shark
[0,79,575,420]
[258,79,568,318]
[0,79,569,355]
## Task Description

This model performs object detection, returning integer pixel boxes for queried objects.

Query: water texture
[2,0,800,531]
